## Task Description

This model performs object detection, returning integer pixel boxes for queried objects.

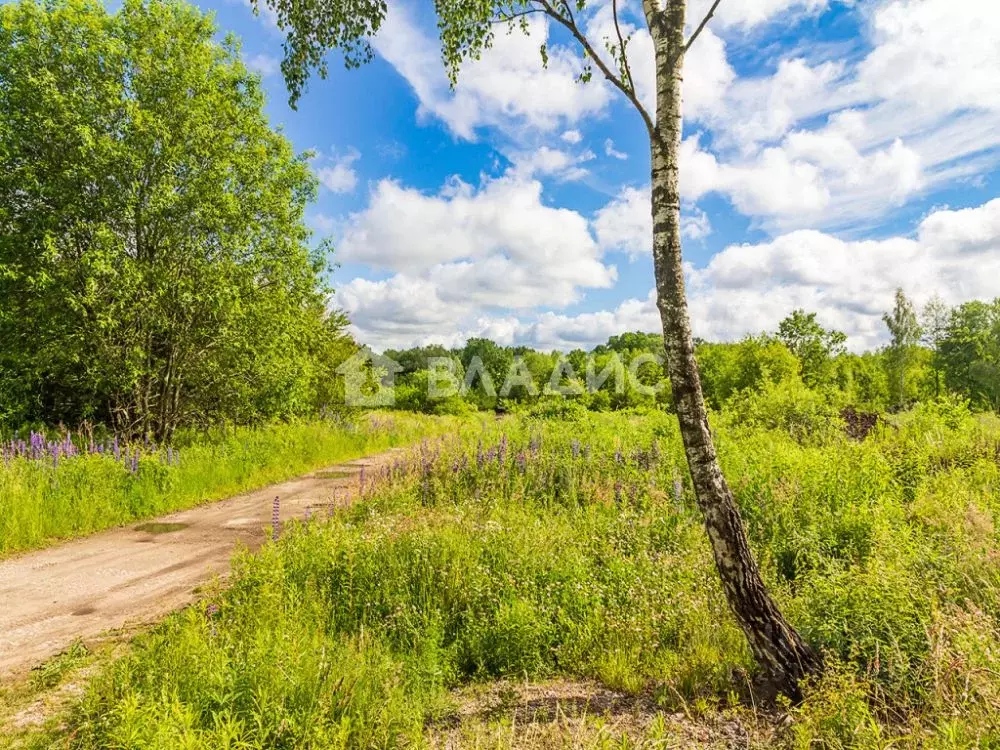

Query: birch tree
[883,288,922,408]
[259,0,822,695]
[921,294,950,398]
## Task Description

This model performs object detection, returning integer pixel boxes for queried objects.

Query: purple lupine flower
[498,434,507,465]
[571,440,580,459]
[516,451,527,473]
[673,473,683,504]
[131,451,139,474]
[30,431,44,459]
[614,481,623,504]
[614,448,623,465]
[271,496,280,541]
[112,436,121,462]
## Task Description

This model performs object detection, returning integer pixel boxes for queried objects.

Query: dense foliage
[62,408,1000,748]
[385,296,1000,420]
[0,0,354,438]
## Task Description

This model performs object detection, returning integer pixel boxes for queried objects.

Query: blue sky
[199,0,998,351]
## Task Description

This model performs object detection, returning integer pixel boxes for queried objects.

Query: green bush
[725,376,843,442]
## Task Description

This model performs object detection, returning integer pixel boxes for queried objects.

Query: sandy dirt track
[0,450,401,679]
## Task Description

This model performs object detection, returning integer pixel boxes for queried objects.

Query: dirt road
[0,450,399,679]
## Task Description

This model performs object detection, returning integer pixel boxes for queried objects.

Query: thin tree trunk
[650,0,820,698]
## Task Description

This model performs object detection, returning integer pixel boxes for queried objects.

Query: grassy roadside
[27,408,999,748]
[0,413,468,558]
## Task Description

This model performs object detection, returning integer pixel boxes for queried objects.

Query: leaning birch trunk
[649,0,821,698]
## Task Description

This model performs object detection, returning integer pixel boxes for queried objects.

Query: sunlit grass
[0,413,464,557]
[56,407,1000,748]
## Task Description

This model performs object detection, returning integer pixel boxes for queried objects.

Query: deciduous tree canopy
[0,0,354,436]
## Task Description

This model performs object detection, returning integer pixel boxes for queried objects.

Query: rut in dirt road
[0,449,403,679]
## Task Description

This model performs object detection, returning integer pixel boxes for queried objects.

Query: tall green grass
[0,413,462,557]
[55,408,1000,747]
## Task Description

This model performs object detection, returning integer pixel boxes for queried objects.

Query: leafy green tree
[777,310,847,388]
[259,0,822,692]
[599,331,664,356]
[384,344,454,375]
[0,0,347,437]
[831,352,890,411]
[921,294,951,398]
[697,336,798,409]
[939,299,1000,411]
[882,288,922,408]
[457,337,513,409]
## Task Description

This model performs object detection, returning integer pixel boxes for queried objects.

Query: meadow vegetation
[44,405,1000,748]
[3,0,1000,746]
[0,414,455,557]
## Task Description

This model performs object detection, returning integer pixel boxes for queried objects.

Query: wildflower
[571,439,580,459]
[30,431,44,459]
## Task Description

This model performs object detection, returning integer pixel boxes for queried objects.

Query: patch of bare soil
[428,679,784,749]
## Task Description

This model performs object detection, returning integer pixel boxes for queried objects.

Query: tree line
[383,291,1000,416]
[0,0,355,438]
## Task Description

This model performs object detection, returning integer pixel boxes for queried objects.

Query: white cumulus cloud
[316,148,361,194]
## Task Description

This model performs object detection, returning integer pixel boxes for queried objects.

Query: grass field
[0,413,460,557]
[16,405,997,748]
